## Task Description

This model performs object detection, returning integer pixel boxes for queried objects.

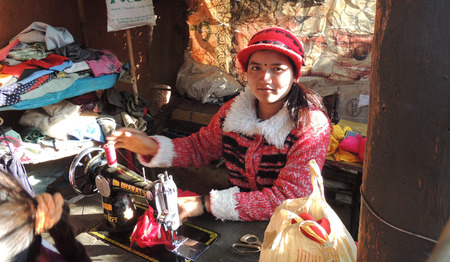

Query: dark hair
[284,82,327,128]
[0,170,41,262]
[0,171,91,262]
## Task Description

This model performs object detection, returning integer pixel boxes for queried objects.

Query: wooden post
[126,29,139,105]
[358,0,450,261]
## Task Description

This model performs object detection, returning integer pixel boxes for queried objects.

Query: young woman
[107,27,331,222]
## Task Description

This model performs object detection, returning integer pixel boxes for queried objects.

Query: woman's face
[246,50,295,107]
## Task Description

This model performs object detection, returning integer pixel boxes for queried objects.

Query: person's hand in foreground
[106,127,158,156]
[35,192,64,234]
[177,195,210,222]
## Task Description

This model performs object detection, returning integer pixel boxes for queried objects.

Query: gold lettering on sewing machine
[103,203,113,211]
[120,181,144,195]
[104,214,118,223]
[112,179,120,187]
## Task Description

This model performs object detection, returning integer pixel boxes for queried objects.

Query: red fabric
[125,150,134,170]
[237,27,305,80]
[359,137,367,163]
[2,54,69,77]
[178,188,199,197]
[339,135,363,154]
[0,39,19,60]
[130,206,173,249]
[130,189,198,250]
[69,93,99,105]
[293,213,331,244]
[26,74,50,93]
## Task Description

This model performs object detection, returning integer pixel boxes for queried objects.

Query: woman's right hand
[106,127,158,156]
[35,192,64,234]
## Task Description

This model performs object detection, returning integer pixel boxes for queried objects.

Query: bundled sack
[176,52,243,104]
[18,100,80,140]
[259,159,357,262]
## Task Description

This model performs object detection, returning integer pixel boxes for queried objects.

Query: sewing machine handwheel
[69,147,106,195]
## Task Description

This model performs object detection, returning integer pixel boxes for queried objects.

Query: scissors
[232,234,263,253]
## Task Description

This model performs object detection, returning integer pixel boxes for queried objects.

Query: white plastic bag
[19,100,80,140]
[259,159,357,262]
[176,52,243,104]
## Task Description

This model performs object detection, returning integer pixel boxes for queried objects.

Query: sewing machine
[68,145,209,260]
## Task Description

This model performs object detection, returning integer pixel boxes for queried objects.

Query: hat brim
[237,43,304,79]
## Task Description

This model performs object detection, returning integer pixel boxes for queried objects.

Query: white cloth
[10,22,75,50]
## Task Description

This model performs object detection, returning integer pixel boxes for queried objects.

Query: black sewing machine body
[68,147,179,233]
[96,165,151,231]
[68,147,209,260]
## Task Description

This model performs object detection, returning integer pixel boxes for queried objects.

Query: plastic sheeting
[185,0,375,83]
[184,0,375,122]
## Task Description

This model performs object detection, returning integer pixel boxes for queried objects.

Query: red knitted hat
[237,27,305,80]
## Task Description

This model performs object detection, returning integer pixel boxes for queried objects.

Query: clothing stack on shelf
[0,22,122,111]
[0,22,151,164]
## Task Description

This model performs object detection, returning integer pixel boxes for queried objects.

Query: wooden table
[324,156,363,240]
[188,215,269,262]
[324,119,367,240]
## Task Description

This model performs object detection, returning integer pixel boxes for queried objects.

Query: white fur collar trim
[223,87,294,149]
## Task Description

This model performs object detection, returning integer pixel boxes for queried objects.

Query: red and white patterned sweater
[138,88,331,221]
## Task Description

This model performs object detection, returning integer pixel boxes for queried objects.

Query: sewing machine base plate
[170,236,210,261]
[88,219,219,261]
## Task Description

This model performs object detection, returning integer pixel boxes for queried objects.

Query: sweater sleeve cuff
[137,135,175,167]
[210,186,241,221]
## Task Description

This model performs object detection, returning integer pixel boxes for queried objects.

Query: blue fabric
[0,80,37,106]
[0,72,119,111]
[68,119,105,143]
[0,74,56,106]
[19,60,73,84]
[0,59,72,106]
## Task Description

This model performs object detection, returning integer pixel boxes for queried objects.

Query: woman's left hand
[177,196,209,222]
